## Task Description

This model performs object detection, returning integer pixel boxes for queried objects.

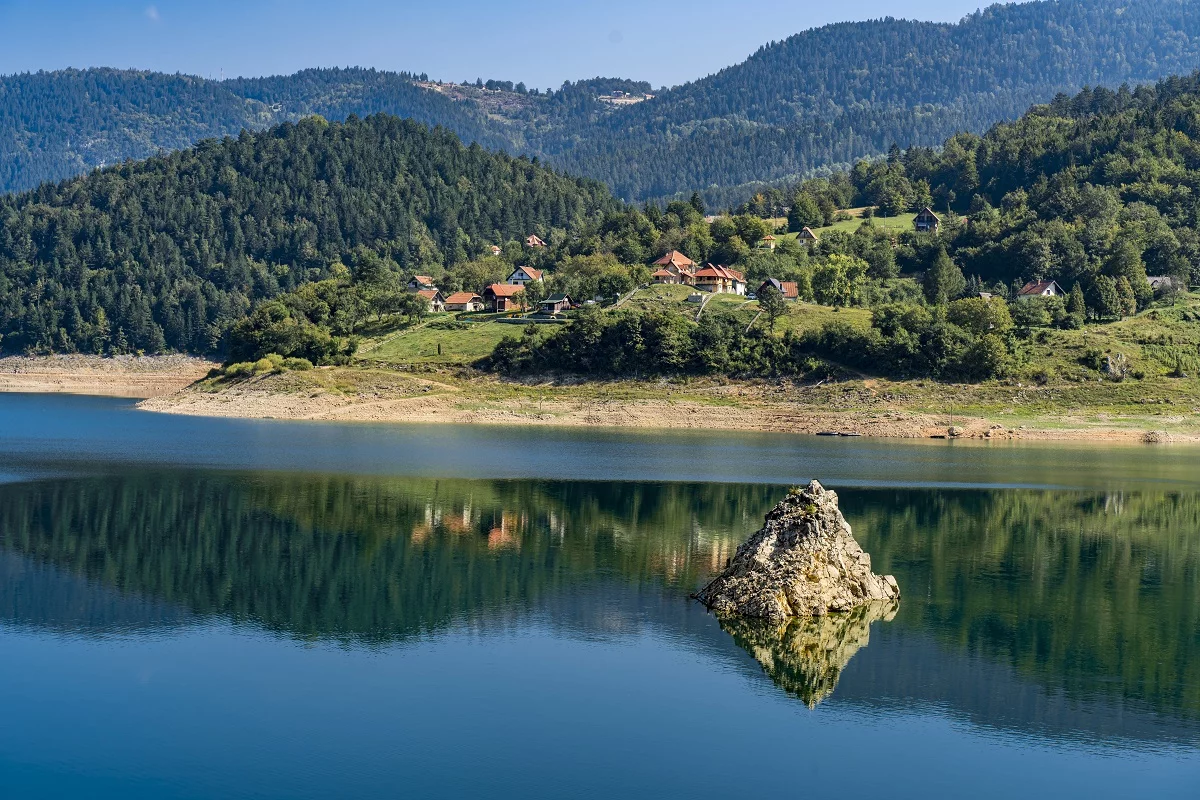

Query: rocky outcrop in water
[720,601,898,707]
[697,481,898,622]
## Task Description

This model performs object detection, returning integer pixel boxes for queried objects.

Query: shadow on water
[0,468,1197,746]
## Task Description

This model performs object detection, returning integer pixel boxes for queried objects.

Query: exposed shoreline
[133,366,1200,444]
[2,357,1194,444]
[0,355,216,399]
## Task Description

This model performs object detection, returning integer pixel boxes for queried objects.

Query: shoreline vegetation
[125,361,1200,443]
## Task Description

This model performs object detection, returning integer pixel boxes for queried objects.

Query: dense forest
[758,71,1200,297]
[0,115,615,354]
[4,1,1200,200]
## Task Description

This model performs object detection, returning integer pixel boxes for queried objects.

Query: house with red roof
[651,250,697,285]
[443,292,485,312]
[1016,280,1063,301]
[507,266,544,285]
[756,278,799,300]
[416,289,445,313]
[525,234,547,248]
[483,283,526,312]
[694,264,746,295]
[408,275,437,291]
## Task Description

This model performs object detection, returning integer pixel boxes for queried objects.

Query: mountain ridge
[3,0,1200,200]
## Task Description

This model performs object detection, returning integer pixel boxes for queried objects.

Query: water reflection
[0,470,1197,743]
[719,601,899,708]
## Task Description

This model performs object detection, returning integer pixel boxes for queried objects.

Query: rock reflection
[719,601,899,707]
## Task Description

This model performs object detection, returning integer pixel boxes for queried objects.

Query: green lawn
[778,208,917,238]
[363,318,520,365]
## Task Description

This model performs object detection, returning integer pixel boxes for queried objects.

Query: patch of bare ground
[0,355,216,398]
[138,369,1200,442]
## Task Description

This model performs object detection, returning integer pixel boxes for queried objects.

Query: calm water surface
[0,394,1198,798]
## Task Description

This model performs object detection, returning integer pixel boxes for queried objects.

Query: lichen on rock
[696,480,899,623]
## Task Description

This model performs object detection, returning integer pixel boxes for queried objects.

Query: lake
[0,393,1197,798]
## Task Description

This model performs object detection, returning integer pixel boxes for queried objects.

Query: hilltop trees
[0,115,615,355]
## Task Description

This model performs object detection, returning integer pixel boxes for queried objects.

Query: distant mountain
[543,0,1200,199]
[3,1,1200,201]
[0,67,509,194]
[0,115,614,355]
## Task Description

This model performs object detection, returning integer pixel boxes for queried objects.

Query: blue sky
[0,0,1005,89]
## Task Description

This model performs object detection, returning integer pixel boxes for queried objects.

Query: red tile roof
[653,250,696,268]
[444,292,481,305]
[694,264,744,281]
[525,235,546,247]
[485,283,525,297]
[411,275,435,285]
[512,266,543,280]
[416,289,441,301]
[1018,280,1060,296]
[779,281,799,299]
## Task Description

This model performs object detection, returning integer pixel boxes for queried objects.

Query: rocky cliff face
[697,481,898,622]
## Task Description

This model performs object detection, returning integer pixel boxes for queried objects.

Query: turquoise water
[0,394,1197,798]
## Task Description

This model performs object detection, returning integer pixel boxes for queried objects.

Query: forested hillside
[3,1,1200,200]
[0,115,615,355]
[0,68,507,195]
[546,0,1200,199]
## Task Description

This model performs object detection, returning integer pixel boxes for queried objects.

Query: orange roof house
[443,292,485,312]
[507,266,544,285]
[416,289,445,312]
[651,251,697,284]
[654,250,696,270]
[694,264,746,295]
[757,278,799,300]
[482,283,526,312]
[525,234,547,248]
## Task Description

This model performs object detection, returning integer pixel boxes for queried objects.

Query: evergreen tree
[923,249,966,304]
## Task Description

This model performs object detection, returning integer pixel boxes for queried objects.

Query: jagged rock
[720,601,898,708]
[697,481,898,623]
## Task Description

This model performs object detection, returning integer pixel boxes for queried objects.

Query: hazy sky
[0,0,1009,89]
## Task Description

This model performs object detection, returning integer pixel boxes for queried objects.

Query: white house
[1016,280,1064,301]
[507,266,544,286]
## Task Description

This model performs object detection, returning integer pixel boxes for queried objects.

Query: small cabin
[797,227,820,246]
[539,293,572,314]
[914,207,941,233]
[483,283,525,312]
[525,234,547,248]
[756,278,799,300]
[416,289,445,313]
[443,292,485,312]
[408,275,437,291]
[1016,280,1064,301]
[490,245,503,256]
[507,266,544,285]
[759,235,777,250]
